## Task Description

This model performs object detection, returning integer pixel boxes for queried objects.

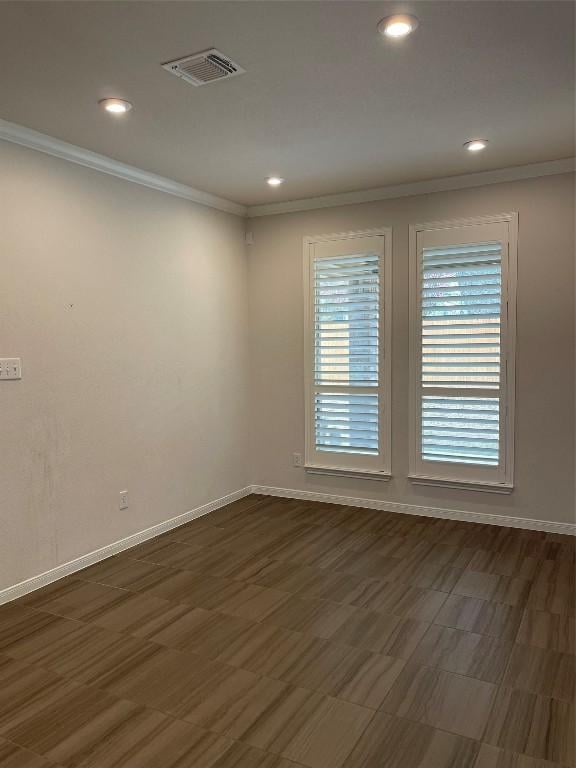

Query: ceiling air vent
[162,49,245,87]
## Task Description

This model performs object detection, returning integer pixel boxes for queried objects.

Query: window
[409,214,517,491]
[304,229,391,476]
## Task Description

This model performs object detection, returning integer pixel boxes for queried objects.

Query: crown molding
[247,157,576,217]
[0,118,247,217]
[2,117,573,221]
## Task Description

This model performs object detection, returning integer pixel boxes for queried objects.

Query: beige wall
[247,173,575,524]
[1,146,573,594]
[0,142,250,590]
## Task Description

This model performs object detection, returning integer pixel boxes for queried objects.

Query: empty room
[0,1,574,767]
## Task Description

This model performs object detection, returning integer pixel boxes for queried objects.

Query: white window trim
[408,213,518,492]
[303,228,392,478]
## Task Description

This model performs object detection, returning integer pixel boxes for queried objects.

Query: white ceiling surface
[0,1,573,207]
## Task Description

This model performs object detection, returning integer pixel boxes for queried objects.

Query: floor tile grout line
[151,523,555,573]
[111,548,470,600]
[2,610,398,715]
[2,648,319,768]
[0,734,66,766]
[64,551,545,605]
[75,562,560,623]
[13,599,570,711]
[132,515,569,577]
[14,550,573,632]
[73,559,458,617]
[2,646,567,768]
[4,609,394,715]
[18,551,573,667]
[3,499,573,768]
[1,645,379,768]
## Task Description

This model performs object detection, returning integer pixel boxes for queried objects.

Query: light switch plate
[0,359,22,380]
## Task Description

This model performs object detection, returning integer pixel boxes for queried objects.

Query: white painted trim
[410,211,520,232]
[304,228,391,245]
[3,482,573,606]
[303,228,392,475]
[0,487,253,606]
[250,485,576,535]
[408,213,517,489]
[248,159,575,217]
[408,475,513,494]
[3,118,572,220]
[0,118,247,217]
[305,464,391,481]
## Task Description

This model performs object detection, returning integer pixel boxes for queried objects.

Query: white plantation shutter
[305,231,391,475]
[410,216,517,488]
[314,393,379,455]
[422,397,500,466]
[421,243,501,391]
[421,242,501,466]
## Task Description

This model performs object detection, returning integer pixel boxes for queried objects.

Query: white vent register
[162,49,245,87]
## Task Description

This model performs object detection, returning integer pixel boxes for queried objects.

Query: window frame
[408,213,517,493]
[303,228,392,479]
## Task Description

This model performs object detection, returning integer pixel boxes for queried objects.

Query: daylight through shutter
[313,253,379,455]
[419,241,502,467]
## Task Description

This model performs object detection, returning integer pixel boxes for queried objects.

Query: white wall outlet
[119,490,129,510]
[0,358,22,380]
[292,452,304,468]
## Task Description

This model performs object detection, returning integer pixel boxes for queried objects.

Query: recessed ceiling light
[99,98,133,115]
[378,14,419,38]
[464,139,488,152]
[267,176,285,187]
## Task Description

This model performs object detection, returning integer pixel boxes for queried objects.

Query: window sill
[408,474,513,494]
[305,464,391,481]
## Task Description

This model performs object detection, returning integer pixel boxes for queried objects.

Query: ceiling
[0,1,573,206]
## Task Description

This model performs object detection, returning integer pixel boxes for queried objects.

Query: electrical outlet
[119,490,129,510]
[292,452,304,468]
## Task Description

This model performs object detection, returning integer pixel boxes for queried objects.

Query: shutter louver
[420,241,503,467]
[314,254,379,387]
[315,393,379,455]
[313,253,380,456]
[422,396,500,466]
[422,243,501,390]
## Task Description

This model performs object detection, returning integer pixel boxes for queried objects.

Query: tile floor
[0,494,574,767]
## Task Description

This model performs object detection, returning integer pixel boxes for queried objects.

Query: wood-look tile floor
[1,495,574,768]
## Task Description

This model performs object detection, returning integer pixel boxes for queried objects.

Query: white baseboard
[0,486,253,606]
[250,485,576,536]
[2,482,573,606]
